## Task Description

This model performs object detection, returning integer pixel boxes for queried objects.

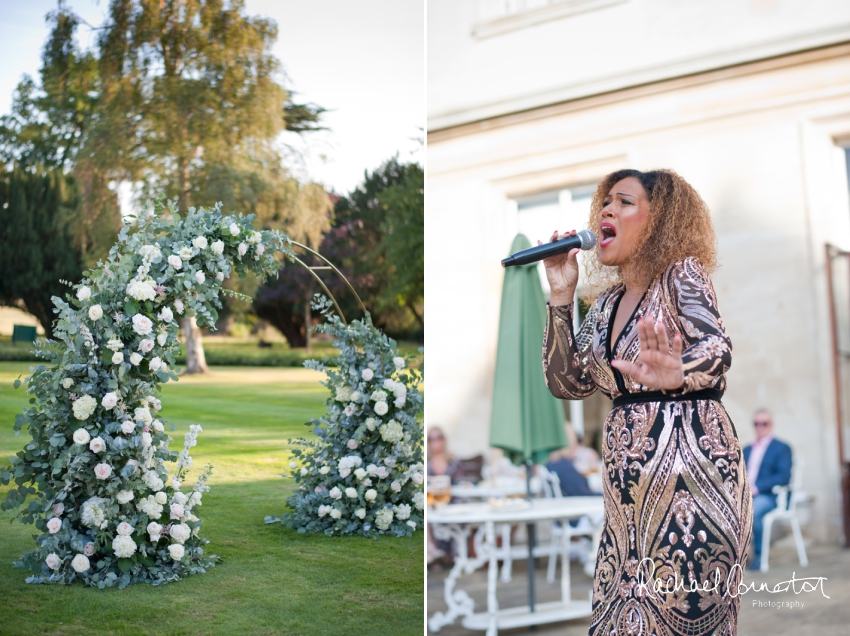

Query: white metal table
[428,497,604,636]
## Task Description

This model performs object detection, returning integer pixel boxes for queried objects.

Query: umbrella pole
[526,461,537,624]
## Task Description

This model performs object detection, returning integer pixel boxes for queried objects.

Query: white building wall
[426,42,850,541]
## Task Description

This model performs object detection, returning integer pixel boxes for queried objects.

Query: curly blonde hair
[581,168,717,301]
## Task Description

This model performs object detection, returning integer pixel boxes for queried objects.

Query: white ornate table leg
[584,516,602,578]
[499,523,513,582]
[429,522,490,632]
[485,520,500,636]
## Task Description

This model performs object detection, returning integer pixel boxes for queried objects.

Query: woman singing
[542,169,752,635]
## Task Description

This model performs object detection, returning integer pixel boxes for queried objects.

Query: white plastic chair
[760,457,808,572]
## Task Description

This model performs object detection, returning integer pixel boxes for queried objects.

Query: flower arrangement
[267,297,424,537]
[0,202,290,587]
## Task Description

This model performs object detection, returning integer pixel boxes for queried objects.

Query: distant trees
[255,157,424,343]
[0,0,331,360]
[0,166,82,334]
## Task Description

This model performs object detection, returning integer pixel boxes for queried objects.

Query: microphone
[501,230,596,268]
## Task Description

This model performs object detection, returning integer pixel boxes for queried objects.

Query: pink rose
[45,553,62,570]
[340,468,351,478]
[376,467,389,479]
[89,437,106,453]
[84,542,95,556]
[347,439,358,449]
[170,503,185,519]
[46,517,62,534]
[94,463,113,480]
[53,503,64,516]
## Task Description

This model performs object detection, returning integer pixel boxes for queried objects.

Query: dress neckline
[606,283,650,396]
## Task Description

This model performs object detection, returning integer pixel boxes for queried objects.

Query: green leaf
[117,558,133,573]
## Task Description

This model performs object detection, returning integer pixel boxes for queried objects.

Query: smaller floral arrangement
[266,297,424,537]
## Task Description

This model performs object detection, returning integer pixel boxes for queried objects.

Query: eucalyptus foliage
[267,298,424,537]
[1,201,290,587]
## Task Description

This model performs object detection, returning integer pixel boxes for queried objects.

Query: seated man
[546,422,600,497]
[743,408,792,570]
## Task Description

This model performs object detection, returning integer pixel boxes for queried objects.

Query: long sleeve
[543,302,598,399]
[667,257,733,394]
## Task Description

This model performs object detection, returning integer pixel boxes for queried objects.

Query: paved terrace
[427,541,850,636]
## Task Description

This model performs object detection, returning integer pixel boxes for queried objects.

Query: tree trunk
[182,316,208,374]
[406,299,425,329]
[304,294,312,354]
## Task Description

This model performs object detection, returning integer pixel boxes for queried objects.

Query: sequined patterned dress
[543,257,752,636]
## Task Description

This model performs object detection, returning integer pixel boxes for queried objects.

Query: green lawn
[0,362,424,636]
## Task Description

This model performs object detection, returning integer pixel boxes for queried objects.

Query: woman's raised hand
[541,229,579,305]
[610,313,686,391]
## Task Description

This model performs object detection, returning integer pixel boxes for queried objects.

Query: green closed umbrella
[490,234,567,464]
[490,233,569,617]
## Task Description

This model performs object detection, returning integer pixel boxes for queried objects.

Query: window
[514,183,595,295]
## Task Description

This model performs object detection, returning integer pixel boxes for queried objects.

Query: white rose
[53,503,64,516]
[376,466,390,479]
[329,509,342,519]
[170,503,185,519]
[136,338,153,353]
[365,418,377,432]
[354,468,367,480]
[168,254,183,269]
[155,491,168,505]
[355,508,366,519]
[88,305,103,321]
[365,489,377,502]
[248,230,262,244]
[168,544,185,560]
[62,378,74,389]
[71,554,90,573]
[152,420,164,433]
[47,517,62,534]
[101,392,118,410]
[173,492,189,506]
[154,333,166,348]
[111,351,124,365]
[345,487,358,499]
[317,505,331,517]
[256,244,265,256]
[77,286,91,301]
[116,521,134,536]
[300,468,308,476]
[339,468,351,478]
[374,401,389,416]
[319,466,330,475]
[347,439,358,449]
[132,313,153,335]
[193,236,208,250]
[45,553,61,570]
[238,242,248,256]
[391,481,402,492]
[363,478,373,487]
[393,356,405,369]
[130,352,143,366]
[329,487,342,500]
[195,271,205,284]
[394,396,406,408]
[147,521,162,537]
[361,368,374,381]
[229,223,240,236]
[72,428,91,445]
[174,299,184,314]
[89,437,106,453]
[382,379,395,391]
[289,462,297,469]
[412,473,424,485]
[179,246,193,260]
[116,490,134,504]
[121,420,136,434]
[141,431,152,447]
[94,463,112,480]
[112,535,137,558]
[169,523,191,544]
[211,240,224,255]
[216,271,224,281]
[158,307,173,323]
[149,357,162,372]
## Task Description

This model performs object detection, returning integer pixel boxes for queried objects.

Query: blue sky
[0,0,425,195]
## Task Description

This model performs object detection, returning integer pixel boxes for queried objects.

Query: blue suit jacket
[743,438,792,500]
